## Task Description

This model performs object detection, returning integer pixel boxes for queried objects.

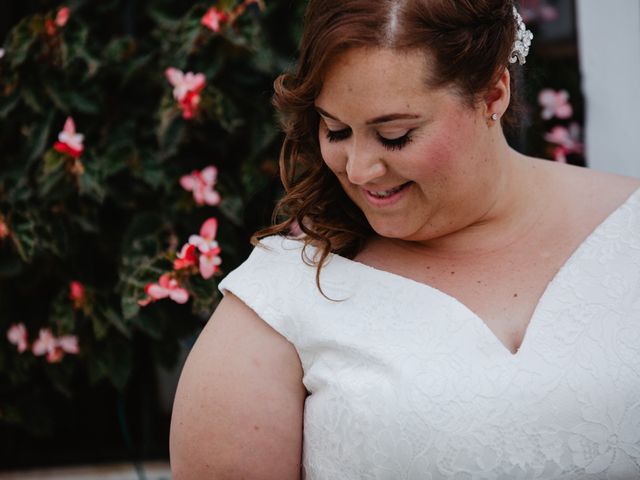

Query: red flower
[165,68,206,120]
[45,19,57,36]
[174,243,199,270]
[179,91,202,120]
[201,6,228,32]
[53,117,84,158]
[69,281,86,309]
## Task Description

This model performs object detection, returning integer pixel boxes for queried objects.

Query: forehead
[316,47,444,113]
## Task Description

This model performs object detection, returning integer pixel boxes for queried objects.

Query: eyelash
[325,128,414,151]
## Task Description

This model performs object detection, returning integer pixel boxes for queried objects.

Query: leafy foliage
[0,0,304,435]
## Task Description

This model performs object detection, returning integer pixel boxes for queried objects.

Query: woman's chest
[352,240,571,354]
[300,274,640,479]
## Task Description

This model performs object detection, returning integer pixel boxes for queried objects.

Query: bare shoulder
[170,293,306,480]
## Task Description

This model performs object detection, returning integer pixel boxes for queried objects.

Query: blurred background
[0,0,637,478]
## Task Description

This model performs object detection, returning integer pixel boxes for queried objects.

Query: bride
[170,1,640,478]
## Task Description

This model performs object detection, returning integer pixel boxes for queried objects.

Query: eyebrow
[315,107,421,125]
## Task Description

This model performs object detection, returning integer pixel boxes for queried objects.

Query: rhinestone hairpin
[509,6,534,65]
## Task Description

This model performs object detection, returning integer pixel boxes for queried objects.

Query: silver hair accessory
[510,6,534,65]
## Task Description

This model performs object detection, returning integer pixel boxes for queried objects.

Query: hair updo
[255,0,522,285]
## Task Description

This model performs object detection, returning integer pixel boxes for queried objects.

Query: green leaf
[37,151,68,198]
[87,339,132,390]
[10,214,38,263]
[121,52,155,87]
[78,160,106,203]
[21,88,46,114]
[147,6,183,30]
[90,312,110,340]
[156,108,185,161]
[102,307,132,338]
[7,17,38,68]
[43,82,71,111]
[0,92,21,119]
[120,253,169,320]
[68,90,100,114]
[218,195,244,227]
[26,111,55,165]
[50,291,76,334]
[45,360,76,398]
[135,311,164,340]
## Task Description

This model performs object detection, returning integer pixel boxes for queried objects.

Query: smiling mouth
[365,182,412,198]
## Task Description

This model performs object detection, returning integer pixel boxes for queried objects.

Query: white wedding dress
[218,188,640,479]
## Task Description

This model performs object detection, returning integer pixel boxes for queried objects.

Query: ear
[483,68,511,120]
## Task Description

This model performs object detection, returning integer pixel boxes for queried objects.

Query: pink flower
[138,273,189,306]
[189,218,219,254]
[57,335,79,354]
[7,323,28,353]
[174,243,199,270]
[0,218,9,240]
[544,123,584,163]
[55,7,70,27]
[199,247,222,279]
[180,166,221,206]
[189,218,223,278]
[69,281,85,309]
[520,0,559,23]
[54,117,84,158]
[32,328,79,363]
[538,89,573,120]
[201,6,228,32]
[165,68,206,119]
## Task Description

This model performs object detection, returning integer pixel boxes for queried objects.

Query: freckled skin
[315,47,513,245]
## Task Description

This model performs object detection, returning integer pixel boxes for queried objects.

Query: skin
[315,47,538,249]
[170,46,640,477]
[315,47,639,354]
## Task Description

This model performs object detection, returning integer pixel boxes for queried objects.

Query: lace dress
[218,188,640,480]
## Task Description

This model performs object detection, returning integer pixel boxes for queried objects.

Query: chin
[367,216,415,240]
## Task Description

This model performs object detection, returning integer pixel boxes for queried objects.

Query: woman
[170,0,640,478]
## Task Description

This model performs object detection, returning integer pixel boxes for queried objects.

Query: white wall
[576,0,640,178]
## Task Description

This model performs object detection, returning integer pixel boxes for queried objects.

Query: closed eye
[325,128,414,151]
[326,128,352,142]
[377,131,414,151]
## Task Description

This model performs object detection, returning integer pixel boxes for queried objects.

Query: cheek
[318,136,345,175]
[406,135,458,180]
[409,116,479,177]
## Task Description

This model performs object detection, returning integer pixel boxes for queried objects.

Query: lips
[361,181,412,207]
[365,182,412,198]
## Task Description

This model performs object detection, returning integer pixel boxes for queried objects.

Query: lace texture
[218,189,640,480]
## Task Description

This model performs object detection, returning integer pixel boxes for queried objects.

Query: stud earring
[490,113,499,121]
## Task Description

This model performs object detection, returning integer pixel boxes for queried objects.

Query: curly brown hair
[254,0,522,288]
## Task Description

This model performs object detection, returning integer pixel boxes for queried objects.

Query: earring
[490,113,499,121]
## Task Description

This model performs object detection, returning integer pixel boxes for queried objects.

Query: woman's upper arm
[170,292,306,480]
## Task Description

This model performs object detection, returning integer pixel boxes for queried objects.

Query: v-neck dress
[218,188,640,480]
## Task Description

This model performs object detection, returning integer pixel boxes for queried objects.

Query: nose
[345,138,386,185]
